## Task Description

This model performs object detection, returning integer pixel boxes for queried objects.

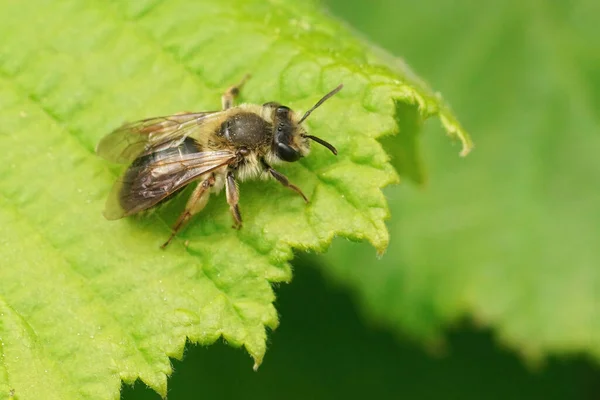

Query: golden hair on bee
[96,75,343,247]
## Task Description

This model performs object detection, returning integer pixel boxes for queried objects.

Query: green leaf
[124,263,594,400]
[0,0,469,398]
[323,0,600,362]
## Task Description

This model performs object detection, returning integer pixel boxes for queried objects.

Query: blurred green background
[124,0,600,398]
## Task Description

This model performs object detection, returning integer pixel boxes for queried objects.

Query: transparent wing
[104,150,236,219]
[96,112,223,164]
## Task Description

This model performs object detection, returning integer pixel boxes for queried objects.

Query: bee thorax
[219,112,271,148]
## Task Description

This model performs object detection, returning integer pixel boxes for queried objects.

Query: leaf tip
[250,347,264,372]
[439,111,474,157]
[373,234,389,258]
[459,141,474,157]
[375,247,387,258]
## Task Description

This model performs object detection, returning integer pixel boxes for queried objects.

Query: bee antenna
[298,84,343,124]
[302,134,338,155]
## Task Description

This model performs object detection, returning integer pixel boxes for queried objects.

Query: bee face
[269,104,310,162]
[265,85,343,163]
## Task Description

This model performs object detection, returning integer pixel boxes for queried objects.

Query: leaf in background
[0,0,469,398]
[323,0,600,361]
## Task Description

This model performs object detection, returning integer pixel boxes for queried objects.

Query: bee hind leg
[161,174,215,248]
[221,74,251,110]
[226,171,243,229]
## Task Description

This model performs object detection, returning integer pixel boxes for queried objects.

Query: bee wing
[104,150,236,219]
[96,112,223,164]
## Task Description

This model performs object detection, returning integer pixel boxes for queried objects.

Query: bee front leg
[221,74,251,110]
[261,160,309,203]
[161,174,215,248]
[225,171,243,229]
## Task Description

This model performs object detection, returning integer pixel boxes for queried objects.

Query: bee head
[266,84,343,163]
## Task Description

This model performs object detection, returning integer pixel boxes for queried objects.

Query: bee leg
[261,160,309,203]
[221,74,251,110]
[226,171,243,229]
[161,174,215,248]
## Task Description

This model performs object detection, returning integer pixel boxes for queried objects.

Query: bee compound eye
[276,142,301,162]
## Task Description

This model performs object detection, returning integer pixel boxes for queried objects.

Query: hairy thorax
[219,105,273,148]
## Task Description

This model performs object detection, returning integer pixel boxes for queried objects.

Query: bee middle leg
[261,160,309,203]
[161,174,215,248]
[221,74,251,110]
[225,171,243,229]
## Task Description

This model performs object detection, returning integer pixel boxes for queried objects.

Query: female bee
[96,76,342,247]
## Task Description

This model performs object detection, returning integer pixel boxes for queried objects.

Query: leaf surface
[0,0,468,398]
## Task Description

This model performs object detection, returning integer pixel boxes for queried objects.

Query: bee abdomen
[119,137,201,212]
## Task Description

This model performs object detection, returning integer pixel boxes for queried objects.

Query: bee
[96,75,342,248]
